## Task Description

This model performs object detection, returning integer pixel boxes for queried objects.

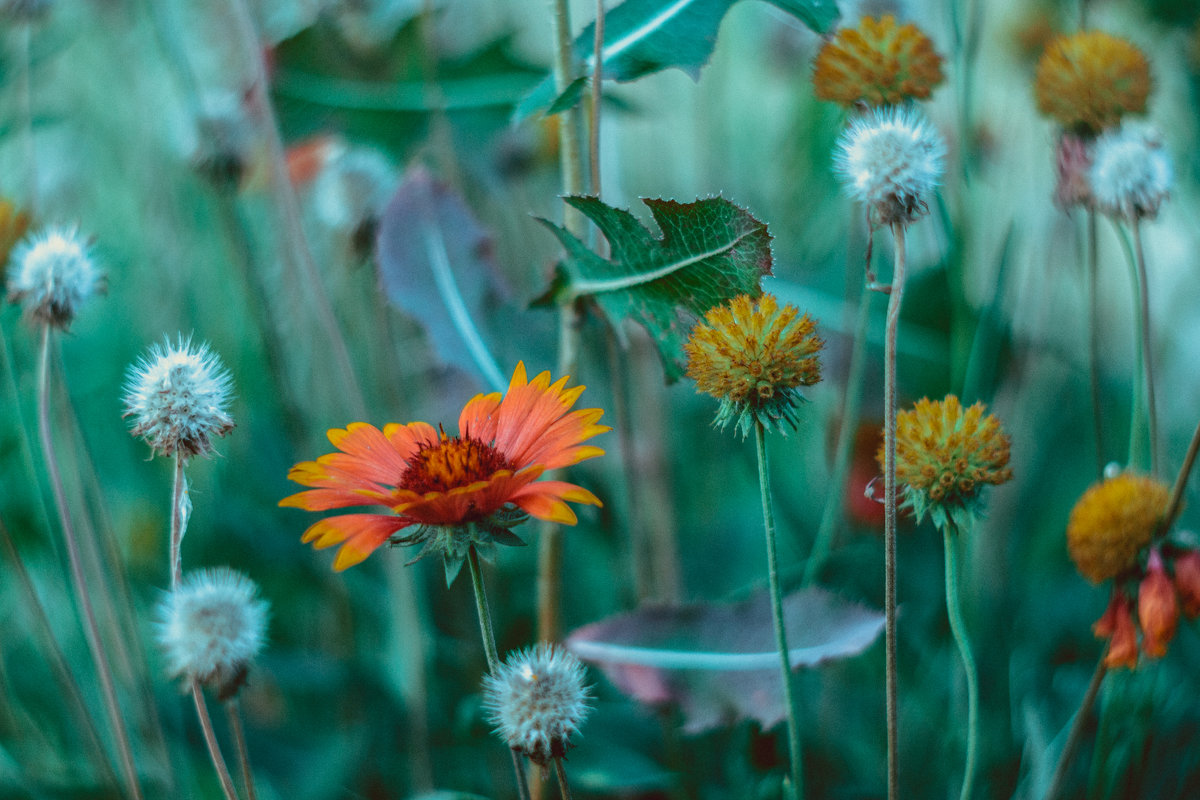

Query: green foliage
[535,196,772,380]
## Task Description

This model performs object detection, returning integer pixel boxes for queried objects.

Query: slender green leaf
[535,196,772,380]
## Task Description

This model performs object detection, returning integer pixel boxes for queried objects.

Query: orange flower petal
[511,480,602,508]
[279,487,392,511]
[325,422,412,484]
[492,364,606,469]
[299,514,412,571]
[459,391,503,441]
[513,491,579,525]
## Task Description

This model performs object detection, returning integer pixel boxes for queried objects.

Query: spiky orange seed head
[1034,31,1150,134]
[1066,473,1169,584]
[812,15,944,107]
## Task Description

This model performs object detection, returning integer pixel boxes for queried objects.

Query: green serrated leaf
[514,0,839,120]
[536,196,772,381]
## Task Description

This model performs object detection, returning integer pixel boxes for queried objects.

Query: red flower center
[400,435,513,495]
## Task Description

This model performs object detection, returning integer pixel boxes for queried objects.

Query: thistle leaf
[535,196,772,380]
[514,0,840,120]
[566,588,884,733]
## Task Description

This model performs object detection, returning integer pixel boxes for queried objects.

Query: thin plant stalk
[36,327,144,800]
[190,679,239,800]
[549,0,585,234]
[1164,420,1200,529]
[883,221,909,800]
[225,699,258,800]
[170,454,186,589]
[588,0,605,196]
[468,546,533,800]
[1129,216,1158,475]
[1086,209,1105,478]
[1042,653,1107,800]
[943,520,979,800]
[754,420,804,800]
[554,757,575,800]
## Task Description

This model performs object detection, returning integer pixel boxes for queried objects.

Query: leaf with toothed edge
[534,195,773,381]
[513,0,840,120]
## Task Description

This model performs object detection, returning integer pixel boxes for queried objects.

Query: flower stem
[170,453,186,589]
[883,221,908,800]
[190,679,239,800]
[468,546,533,800]
[1042,652,1107,800]
[754,420,804,800]
[225,698,258,800]
[587,0,605,197]
[942,521,979,800]
[554,757,575,800]
[1163,420,1200,531]
[1086,209,1105,478]
[1130,216,1158,476]
[37,326,143,800]
[549,0,585,234]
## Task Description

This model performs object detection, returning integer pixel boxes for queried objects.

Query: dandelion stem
[170,454,186,590]
[468,546,533,800]
[1086,209,1105,478]
[1130,216,1158,476]
[1043,652,1107,800]
[36,326,143,800]
[225,698,258,800]
[190,679,239,800]
[554,757,575,800]
[754,420,804,800]
[883,221,908,800]
[943,521,979,800]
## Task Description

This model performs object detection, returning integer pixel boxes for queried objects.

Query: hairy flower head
[124,336,235,459]
[684,293,824,437]
[1066,472,1169,583]
[881,395,1012,531]
[157,568,269,694]
[483,644,591,766]
[813,15,944,107]
[834,106,946,226]
[6,226,102,329]
[1089,123,1172,219]
[1034,31,1150,134]
[281,362,607,574]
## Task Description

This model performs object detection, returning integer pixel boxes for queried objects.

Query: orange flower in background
[1033,31,1150,134]
[1173,550,1200,617]
[281,363,608,572]
[1094,591,1139,669]
[812,15,944,107]
[1138,550,1178,658]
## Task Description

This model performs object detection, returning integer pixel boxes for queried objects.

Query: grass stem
[1043,653,1107,800]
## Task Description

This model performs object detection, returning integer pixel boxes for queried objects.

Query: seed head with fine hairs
[834,106,946,226]
[6,226,102,329]
[157,567,268,694]
[123,336,235,459]
[483,645,592,766]
[1089,123,1172,219]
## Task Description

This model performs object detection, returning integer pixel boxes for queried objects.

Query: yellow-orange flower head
[281,363,608,574]
[1034,31,1150,134]
[813,15,945,107]
[880,395,1013,530]
[685,293,823,437]
[1066,473,1169,583]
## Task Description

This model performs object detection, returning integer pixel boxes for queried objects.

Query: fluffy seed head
[882,395,1013,531]
[835,106,946,226]
[685,293,824,437]
[6,227,102,329]
[124,336,235,459]
[1067,472,1170,583]
[812,15,945,107]
[157,568,268,691]
[483,645,591,766]
[1034,31,1150,134]
[1089,123,1172,219]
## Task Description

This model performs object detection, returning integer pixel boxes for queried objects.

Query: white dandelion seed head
[834,106,946,226]
[6,227,101,329]
[314,145,395,232]
[157,567,268,688]
[123,336,235,459]
[482,644,592,766]
[1089,123,1172,219]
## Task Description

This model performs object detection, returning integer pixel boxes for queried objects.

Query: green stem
[549,0,585,234]
[190,680,239,800]
[1043,652,1107,800]
[1086,209,1105,478]
[170,454,186,589]
[942,521,979,800]
[1107,219,1146,470]
[554,757,575,800]
[883,221,908,800]
[467,547,532,800]
[1163,420,1200,531]
[1130,216,1158,476]
[588,0,604,197]
[37,327,144,800]
[225,699,258,800]
[754,421,804,800]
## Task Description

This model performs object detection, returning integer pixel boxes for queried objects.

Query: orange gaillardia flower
[882,395,1013,531]
[1093,591,1139,669]
[684,293,824,437]
[1138,549,1178,659]
[281,363,607,574]
[1066,473,1169,584]
[812,15,944,107]
[1033,31,1150,134]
